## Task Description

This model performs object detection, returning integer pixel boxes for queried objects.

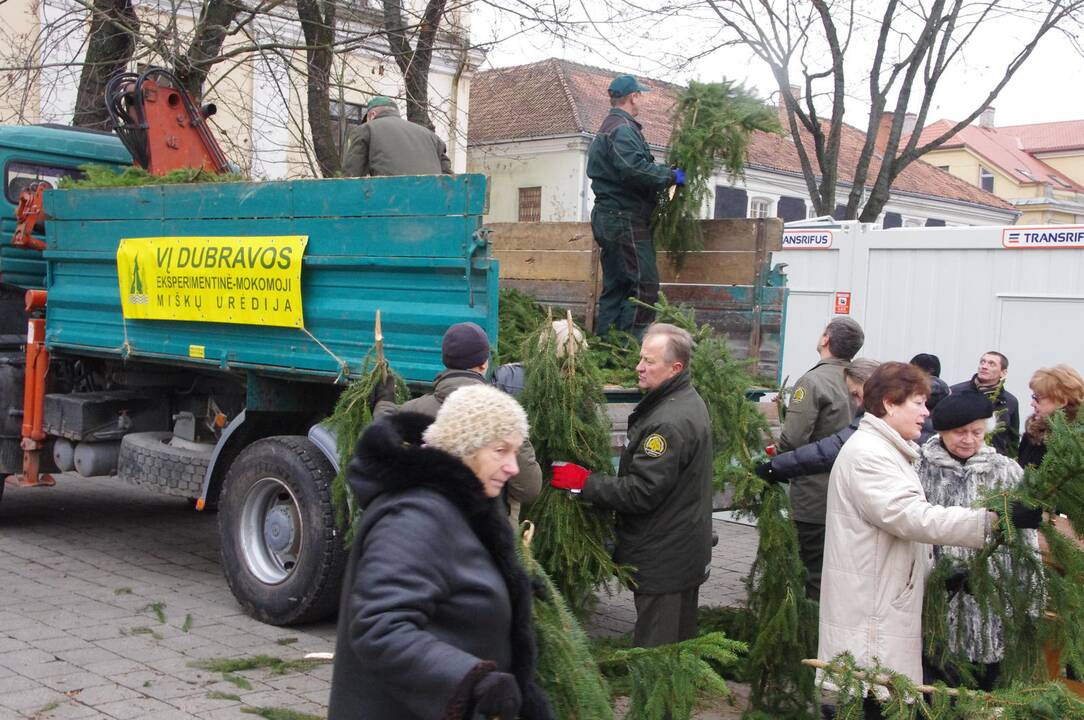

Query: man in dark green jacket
[551,323,713,647]
[342,96,452,177]
[587,75,683,338]
[778,316,864,601]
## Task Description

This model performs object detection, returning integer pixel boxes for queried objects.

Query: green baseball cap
[607,75,650,98]
[362,95,397,119]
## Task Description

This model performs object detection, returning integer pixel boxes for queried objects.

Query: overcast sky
[471,2,1084,128]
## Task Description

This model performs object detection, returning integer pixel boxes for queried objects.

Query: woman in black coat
[328,384,554,720]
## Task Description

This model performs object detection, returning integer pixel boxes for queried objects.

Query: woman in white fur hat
[328,384,554,720]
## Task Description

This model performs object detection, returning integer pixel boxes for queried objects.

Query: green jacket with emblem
[780,357,854,524]
[581,372,713,595]
[586,108,674,223]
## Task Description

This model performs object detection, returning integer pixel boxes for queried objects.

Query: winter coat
[780,357,854,524]
[950,376,1020,457]
[586,108,673,223]
[328,412,554,720]
[582,371,714,595]
[771,411,938,483]
[916,437,1036,663]
[818,413,990,691]
[374,369,542,519]
[770,411,861,482]
[342,110,452,177]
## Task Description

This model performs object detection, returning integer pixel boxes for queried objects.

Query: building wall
[468,138,590,222]
[0,0,475,179]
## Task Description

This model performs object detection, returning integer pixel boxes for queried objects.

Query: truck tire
[117,431,212,498]
[217,435,345,626]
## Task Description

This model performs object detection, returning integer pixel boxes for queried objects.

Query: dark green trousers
[591,207,659,337]
[796,520,825,602]
[632,586,699,648]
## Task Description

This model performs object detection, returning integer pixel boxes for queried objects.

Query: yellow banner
[116,236,307,328]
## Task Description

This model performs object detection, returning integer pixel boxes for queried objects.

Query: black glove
[945,566,970,596]
[530,575,550,603]
[366,373,396,413]
[472,671,521,720]
[1009,500,1043,529]
[754,460,787,484]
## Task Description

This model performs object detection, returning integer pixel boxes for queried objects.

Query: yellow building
[918,110,1084,224]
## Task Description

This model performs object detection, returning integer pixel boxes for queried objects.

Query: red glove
[551,461,590,491]
[765,444,777,457]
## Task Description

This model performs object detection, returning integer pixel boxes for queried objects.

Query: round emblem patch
[642,433,668,458]
[792,387,806,403]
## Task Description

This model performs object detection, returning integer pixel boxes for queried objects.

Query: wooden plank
[658,253,757,284]
[494,250,595,282]
[700,218,783,252]
[488,222,594,251]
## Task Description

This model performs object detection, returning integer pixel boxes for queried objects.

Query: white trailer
[775,220,1084,407]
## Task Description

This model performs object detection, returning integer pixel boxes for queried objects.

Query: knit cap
[932,390,994,431]
[423,384,529,459]
[441,322,491,370]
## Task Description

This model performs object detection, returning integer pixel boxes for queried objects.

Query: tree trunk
[174,0,241,102]
[72,0,138,130]
[383,0,447,129]
[297,0,339,177]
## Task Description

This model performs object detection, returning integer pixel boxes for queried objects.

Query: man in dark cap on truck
[342,96,452,177]
[587,74,684,338]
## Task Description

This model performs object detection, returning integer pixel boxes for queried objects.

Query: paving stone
[0,683,68,712]
[37,671,111,694]
[92,696,178,719]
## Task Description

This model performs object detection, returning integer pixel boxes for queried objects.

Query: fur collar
[920,436,998,471]
[349,412,555,720]
[348,410,492,513]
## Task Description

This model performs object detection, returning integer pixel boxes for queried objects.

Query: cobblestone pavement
[0,475,757,719]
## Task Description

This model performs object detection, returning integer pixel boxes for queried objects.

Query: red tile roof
[469,59,1014,212]
[913,119,1084,192]
[999,120,1084,154]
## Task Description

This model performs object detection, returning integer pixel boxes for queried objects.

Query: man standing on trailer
[587,75,684,338]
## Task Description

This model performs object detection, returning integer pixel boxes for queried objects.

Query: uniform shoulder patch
[792,386,806,404]
[642,433,668,458]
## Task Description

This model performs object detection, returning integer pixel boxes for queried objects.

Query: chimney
[902,112,917,136]
[777,84,801,125]
[873,111,894,154]
[980,106,996,129]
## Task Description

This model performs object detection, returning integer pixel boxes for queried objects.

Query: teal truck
[0,124,498,625]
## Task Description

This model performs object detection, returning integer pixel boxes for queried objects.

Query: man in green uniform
[551,323,713,647]
[587,75,684,338]
[368,322,541,522]
[342,96,452,177]
[779,316,864,601]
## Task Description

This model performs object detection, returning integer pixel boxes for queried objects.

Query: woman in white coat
[817,362,1012,717]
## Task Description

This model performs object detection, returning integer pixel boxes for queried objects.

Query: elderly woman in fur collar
[916,391,1037,691]
[1019,364,1084,470]
[328,384,554,720]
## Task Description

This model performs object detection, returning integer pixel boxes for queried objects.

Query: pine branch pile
[731,473,818,718]
[586,329,640,387]
[496,288,549,364]
[652,80,780,269]
[595,633,746,720]
[817,652,1084,719]
[325,350,407,538]
[520,315,632,617]
[59,163,247,188]
[922,412,1084,687]
[519,528,613,720]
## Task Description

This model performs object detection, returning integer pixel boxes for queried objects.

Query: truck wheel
[218,435,345,625]
[117,432,212,497]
